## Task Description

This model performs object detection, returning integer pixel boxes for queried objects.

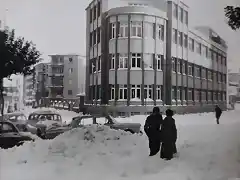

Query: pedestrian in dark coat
[215,105,222,124]
[144,107,163,156]
[160,109,177,160]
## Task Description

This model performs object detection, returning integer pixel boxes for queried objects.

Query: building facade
[48,54,85,99]
[23,74,35,105]
[85,0,227,114]
[34,63,49,103]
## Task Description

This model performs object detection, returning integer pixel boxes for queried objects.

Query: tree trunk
[0,79,4,116]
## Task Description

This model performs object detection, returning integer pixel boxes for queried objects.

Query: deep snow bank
[1,111,240,180]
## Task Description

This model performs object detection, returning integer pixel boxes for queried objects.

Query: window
[119,85,127,100]
[156,55,163,70]
[69,58,73,62]
[188,89,193,101]
[131,53,141,68]
[144,85,152,99]
[1,123,15,133]
[184,34,188,48]
[98,56,101,71]
[182,88,186,101]
[184,10,188,25]
[188,65,193,76]
[172,87,176,100]
[111,54,115,69]
[93,30,96,45]
[172,58,176,72]
[90,9,92,23]
[69,68,73,75]
[158,25,164,40]
[208,91,212,102]
[97,1,101,17]
[177,88,181,100]
[178,31,183,46]
[119,23,128,38]
[110,85,115,100]
[173,3,178,18]
[93,6,96,20]
[131,85,141,99]
[173,29,177,44]
[156,85,162,100]
[179,7,183,22]
[97,27,100,43]
[189,38,194,51]
[182,61,186,74]
[196,67,200,78]
[208,71,212,80]
[68,90,73,95]
[69,80,72,85]
[202,68,206,79]
[131,22,142,37]
[202,45,208,58]
[111,23,116,39]
[223,92,226,101]
[177,59,181,73]
[119,54,128,69]
[196,42,201,54]
[90,32,93,47]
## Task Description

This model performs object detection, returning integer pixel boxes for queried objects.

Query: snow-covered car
[0,121,34,149]
[104,115,142,134]
[2,112,37,134]
[41,115,142,139]
[27,110,63,137]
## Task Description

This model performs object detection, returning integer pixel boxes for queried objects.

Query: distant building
[48,54,85,99]
[23,74,35,106]
[34,62,49,103]
[85,0,227,114]
[3,77,21,112]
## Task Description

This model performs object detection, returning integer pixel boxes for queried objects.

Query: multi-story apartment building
[34,62,49,102]
[85,0,227,114]
[48,54,85,99]
[23,74,35,105]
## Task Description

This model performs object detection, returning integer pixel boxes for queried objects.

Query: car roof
[4,112,25,116]
[29,110,60,115]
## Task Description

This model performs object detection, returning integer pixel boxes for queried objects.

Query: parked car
[2,112,38,134]
[41,115,142,139]
[104,115,142,134]
[27,110,63,137]
[0,121,34,149]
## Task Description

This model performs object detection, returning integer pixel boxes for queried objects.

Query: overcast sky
[0,0,239,72]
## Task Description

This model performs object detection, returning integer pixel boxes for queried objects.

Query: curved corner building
[85,0,227,115]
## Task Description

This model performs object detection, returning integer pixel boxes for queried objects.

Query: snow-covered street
[1,108,240,180]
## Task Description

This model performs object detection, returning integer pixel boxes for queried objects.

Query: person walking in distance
[160,109,177,160]
[144,107,163,156]
[215,105,222,124]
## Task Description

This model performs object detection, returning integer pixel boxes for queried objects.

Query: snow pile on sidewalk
[1,111,240,180]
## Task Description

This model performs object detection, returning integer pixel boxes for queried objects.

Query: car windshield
[29,114,61,121]
[8,115,27,122]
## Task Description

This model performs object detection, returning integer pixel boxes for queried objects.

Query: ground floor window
[110,85,115,100]
[119,85,127,100]
[144,85,153,99]
[156,85,162,100]
[131,85,141,99]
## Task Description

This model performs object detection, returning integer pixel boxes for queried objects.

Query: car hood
[19,132,40,140]
[115,122,141,127]
[46,125,71,131]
